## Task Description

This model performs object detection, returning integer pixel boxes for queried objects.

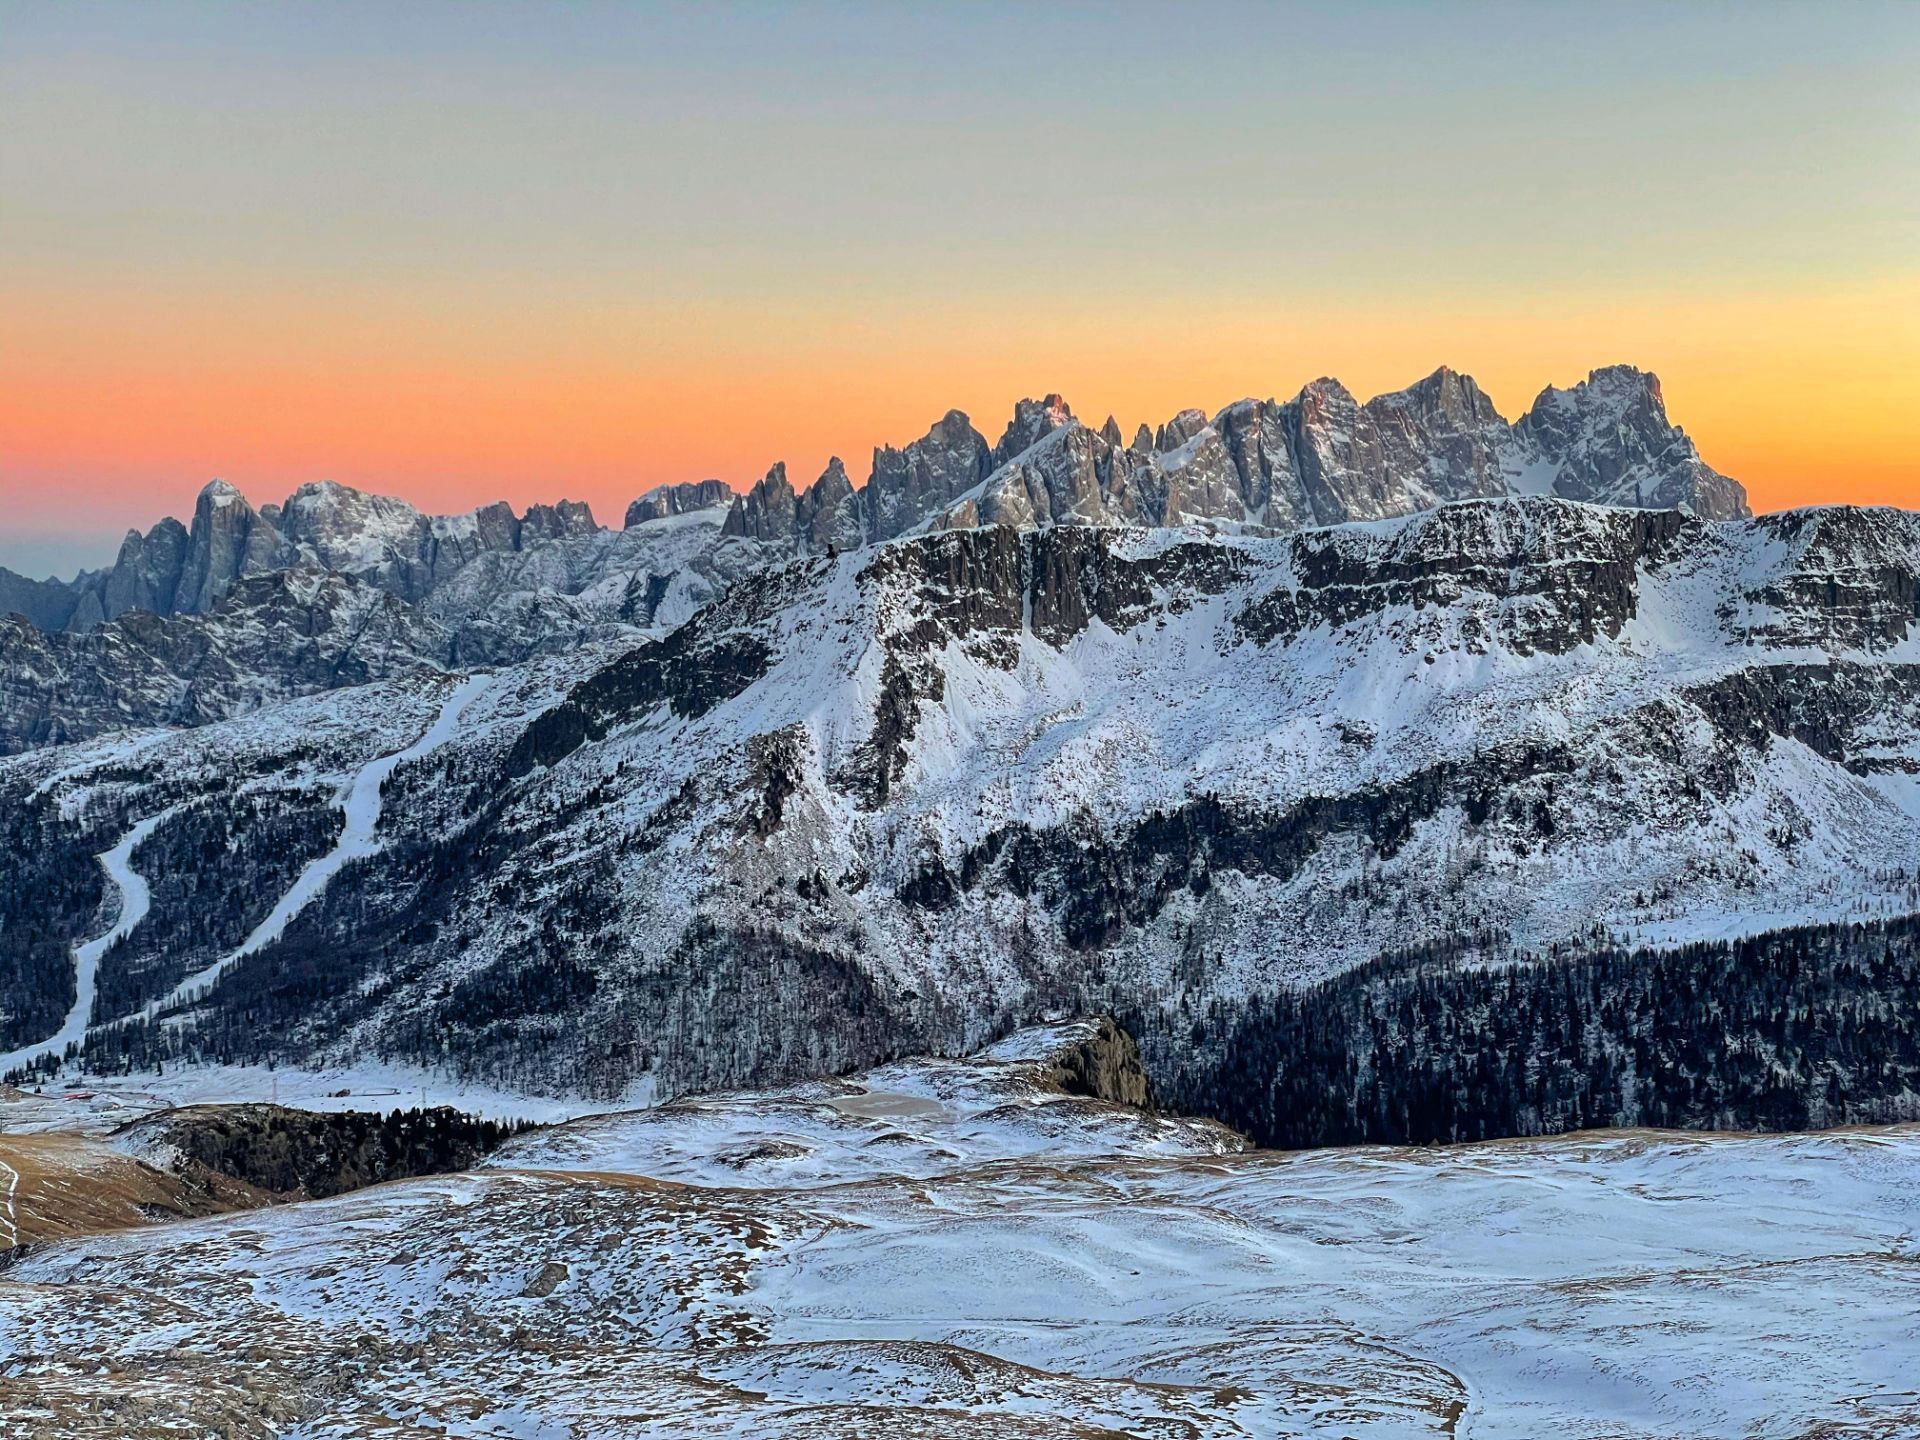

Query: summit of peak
[993,394,1076,466]
[198,478,250,505]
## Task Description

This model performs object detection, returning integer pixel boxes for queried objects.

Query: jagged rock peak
[1295,375,1358,409]
[796,456,864,556]
[277,481,430,551]
[993,394,1076,466]
[1374,365,1505,427]
[866,409,993,544]
[1100,415,1124,448]
[0,566,85,632]
[176,478,281,616]
[1516,364,1750,520]
[721,463,798,544]
[1155,408,1211,454]
[96,516,191,627]
[197,477,251,509]
[519,499,599,542]
[625,479,734,528]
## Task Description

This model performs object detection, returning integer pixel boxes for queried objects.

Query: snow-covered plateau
[1,1021,1914,1438]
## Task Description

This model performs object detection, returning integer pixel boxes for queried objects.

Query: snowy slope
[2,1027,1915,1438]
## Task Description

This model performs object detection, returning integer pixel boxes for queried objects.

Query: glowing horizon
[3,2,1915,576]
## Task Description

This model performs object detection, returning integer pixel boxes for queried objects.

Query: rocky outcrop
[933,365,1751,535]
[1734,505,1920,649]
[867,410,995,543]
[794,458,865,555]
[1042,1017,1155,1109]
[1234,499,1693,652]
[0,569,449,753]
[1149,426,1248,526]
[273,481,439,602]
[626,479,734,527]
[425,499,525,582]
[722,464,801,547]
[0,568,83,632]
[723,459,869,558]
[1515,365,1749,519]
[966,423,1117,529]
[1363,366,1514,507]
[98,518,191,625]
[174,480,286,616]
[520,500,599,544]
[993,394,1076,467]
[52,483,620,637]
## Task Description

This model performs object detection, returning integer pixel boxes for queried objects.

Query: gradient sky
[3,1,1916,578]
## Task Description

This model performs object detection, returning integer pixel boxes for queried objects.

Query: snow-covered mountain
[0,500,783,750]
[3,493,1915,1119]
[711,363,1747,557]
[3,364,1741,639]
[0,364,1747,754]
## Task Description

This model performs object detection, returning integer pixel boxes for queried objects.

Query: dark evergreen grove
[1133,913,1920,1149]
[121,1104,537,1200]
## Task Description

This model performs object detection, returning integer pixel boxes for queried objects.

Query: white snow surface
[0,1056,611,1137]
[487,1018,1244,1188]
[1,1025,1915,1437]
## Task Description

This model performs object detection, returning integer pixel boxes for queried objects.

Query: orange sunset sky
[3,2,1916,576]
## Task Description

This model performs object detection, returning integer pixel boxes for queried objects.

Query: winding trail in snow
[0,1158,17,1250]
[0,808,175,1079]
[157,673,495,1012]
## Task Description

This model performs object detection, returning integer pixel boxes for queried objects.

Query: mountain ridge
[4,494,1914,1108]
[0,362,1759,751]
[4,363,1745,642]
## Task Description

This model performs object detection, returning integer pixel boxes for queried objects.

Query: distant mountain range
[1,364,1746,750]
[6,363,1742,631]
[9,360,1917,1144]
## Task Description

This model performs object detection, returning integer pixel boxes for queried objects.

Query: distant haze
[3,0,1916,557]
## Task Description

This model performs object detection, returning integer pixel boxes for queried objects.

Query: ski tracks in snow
[157,674,495,1012]
[0,807,177,1079]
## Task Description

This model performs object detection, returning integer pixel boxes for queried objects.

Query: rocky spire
[175,480,283,616]
[1154,408,1211,454]
[722,463,799,545]
[795,458,865,555]
[992,394,1075,468]
[866,410,993,543]
[99,517,191,624]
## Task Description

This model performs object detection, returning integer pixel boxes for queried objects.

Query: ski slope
[0,808,175,1078]
[157,673,495,1011]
